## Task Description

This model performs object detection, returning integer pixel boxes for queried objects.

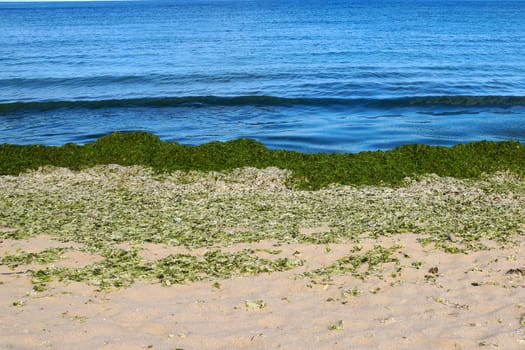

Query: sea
[1,0,524,153]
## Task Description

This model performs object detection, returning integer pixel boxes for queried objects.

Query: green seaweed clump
[1,131,523,189]
[1,247,66,269]
[305,245,403,282]
[28,248,303,291]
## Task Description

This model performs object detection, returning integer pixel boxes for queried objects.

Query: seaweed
[1,131,523,189]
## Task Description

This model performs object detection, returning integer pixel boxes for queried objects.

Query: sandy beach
[1,166,524,349]
[3,0,525,347]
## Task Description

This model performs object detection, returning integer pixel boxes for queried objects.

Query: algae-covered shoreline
[1,131,524,289]
[2,134,525,349]
[1,131,524,189]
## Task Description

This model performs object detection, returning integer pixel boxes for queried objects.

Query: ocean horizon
[1,0,524,153]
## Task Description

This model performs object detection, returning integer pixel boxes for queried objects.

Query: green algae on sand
[1,164,524,291]
[1,133,524,291]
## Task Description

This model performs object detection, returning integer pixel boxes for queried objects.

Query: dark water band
[2,95,525,114]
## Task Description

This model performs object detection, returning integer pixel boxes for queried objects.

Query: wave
[0,72,298,88]
[1,95,525,114]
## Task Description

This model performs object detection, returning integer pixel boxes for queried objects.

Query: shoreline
[1,131,524,190]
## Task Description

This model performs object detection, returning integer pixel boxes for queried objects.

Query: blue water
[1,0,524,153]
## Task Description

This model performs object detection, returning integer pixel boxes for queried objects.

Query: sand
[2,233,524,350]
[1,166,524,349]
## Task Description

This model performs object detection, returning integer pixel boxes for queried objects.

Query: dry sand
[2,233,524,350]
[1,166,525,349]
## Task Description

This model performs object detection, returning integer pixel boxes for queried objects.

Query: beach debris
[244,299,266,310]
[433,297,469,310]
[11,300,25,307]
[411,261,423,269]
[369,287,381,294]
[342,288,361,298]
[328,320,344,331]
[505,268,525,276]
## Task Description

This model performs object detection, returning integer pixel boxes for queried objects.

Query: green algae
[1,138,524,291]
[1,167,523,253]
[1,131,524,189]
[1,247,66,269]
[304,245,404,283]
[27,248,304,291]
[328,320,344,331]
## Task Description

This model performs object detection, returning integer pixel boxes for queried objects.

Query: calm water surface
[1,0,524,152]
